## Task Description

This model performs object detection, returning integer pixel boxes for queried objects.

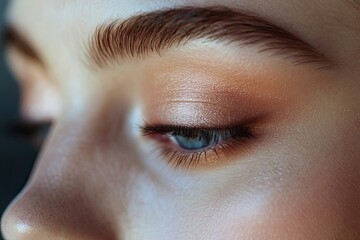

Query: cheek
[218,164,359,239]
[222,114,360,238]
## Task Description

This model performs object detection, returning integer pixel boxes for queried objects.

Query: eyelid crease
[88,6,335,70]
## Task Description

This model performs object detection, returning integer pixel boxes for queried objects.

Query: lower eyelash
[161,136,253,169]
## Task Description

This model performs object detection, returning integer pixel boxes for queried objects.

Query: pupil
[173,135,212,150]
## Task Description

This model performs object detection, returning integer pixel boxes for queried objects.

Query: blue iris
[173,135,212,150]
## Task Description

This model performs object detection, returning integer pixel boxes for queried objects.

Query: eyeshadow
[140,56,280,127]
[137,41,325,129]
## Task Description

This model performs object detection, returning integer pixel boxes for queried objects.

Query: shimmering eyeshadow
[140,50,288,130]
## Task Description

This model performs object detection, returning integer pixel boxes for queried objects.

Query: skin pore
[1,0,360,239]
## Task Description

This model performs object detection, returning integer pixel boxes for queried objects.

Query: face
[2,0,360,239]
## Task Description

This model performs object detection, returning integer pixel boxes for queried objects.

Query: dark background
[0,0,38,239]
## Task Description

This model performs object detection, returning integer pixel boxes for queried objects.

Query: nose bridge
[1,118,131,240]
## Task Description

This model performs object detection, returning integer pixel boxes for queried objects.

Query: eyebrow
[347,0,360,11]
[2,26,44,66]
[88,6,334,69]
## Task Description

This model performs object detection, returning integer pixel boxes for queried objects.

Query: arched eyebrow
[87,6,334,70]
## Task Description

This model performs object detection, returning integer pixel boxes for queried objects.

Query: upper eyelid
[139,114,267,134]
[139,124,256,139]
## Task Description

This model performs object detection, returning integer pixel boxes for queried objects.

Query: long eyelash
[139,123,256,168]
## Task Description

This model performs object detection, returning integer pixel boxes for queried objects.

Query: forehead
[7,0,357,39]
[7,0,356,24]
[5,0,360,74]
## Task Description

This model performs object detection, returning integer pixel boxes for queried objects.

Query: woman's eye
[140,123,257,168]
[7,120,52,150]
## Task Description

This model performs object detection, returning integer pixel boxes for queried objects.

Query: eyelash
[139,123,256,168]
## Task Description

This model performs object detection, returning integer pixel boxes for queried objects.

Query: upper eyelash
[140,124,254,137]
[139,124,256,168]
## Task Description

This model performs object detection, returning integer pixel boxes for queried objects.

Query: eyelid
[140,113,267,132]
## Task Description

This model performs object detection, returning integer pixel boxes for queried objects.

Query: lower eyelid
[159,139,253,169]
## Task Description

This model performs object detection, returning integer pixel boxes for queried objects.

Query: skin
[1,0,360,239]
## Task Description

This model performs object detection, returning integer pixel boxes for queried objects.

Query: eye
[7,120,52,150]
[140,123,257,168]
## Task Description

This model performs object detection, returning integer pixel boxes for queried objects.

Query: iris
[173,134,212,150]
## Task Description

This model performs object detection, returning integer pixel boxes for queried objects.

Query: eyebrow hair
[346,0,360,11]
[88,6,334,69]
[2,26,44,66]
